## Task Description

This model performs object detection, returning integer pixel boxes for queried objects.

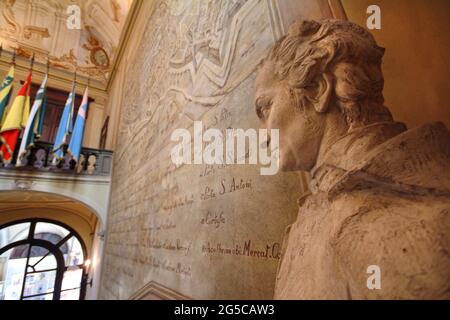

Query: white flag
[16,74,48,167]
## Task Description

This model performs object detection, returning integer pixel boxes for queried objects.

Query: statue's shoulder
[331,190,450,299]
[356,121,450,195]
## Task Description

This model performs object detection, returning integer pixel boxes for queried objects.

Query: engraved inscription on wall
[100,0,305,300]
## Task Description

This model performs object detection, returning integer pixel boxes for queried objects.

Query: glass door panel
[28,248,57,272]
[60,288,80,300]
[0,245,29,300]
[63,236,84,266]
[62,268,82,290]
[22,270,56,298]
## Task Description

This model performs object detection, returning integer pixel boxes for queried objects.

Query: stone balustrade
[0,140,113,176]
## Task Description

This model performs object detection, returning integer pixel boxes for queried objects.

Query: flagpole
[71,70,76,129]
[35,57,50,139]
[36,56,50,138]
[29,53,35,71]
[27,52,34,99]
[66,70,77,135]
[26,53,34,102]
[65,69,77,147]
[11,49,16,66]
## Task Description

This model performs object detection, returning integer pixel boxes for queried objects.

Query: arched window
[0,219,88,300]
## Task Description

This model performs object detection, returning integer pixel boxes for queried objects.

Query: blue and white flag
[52,81,75,163]
[68,86,89,163]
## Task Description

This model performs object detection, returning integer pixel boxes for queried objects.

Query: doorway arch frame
[0,218,89,300]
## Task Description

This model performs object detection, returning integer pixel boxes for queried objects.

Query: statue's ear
[311,72,333,113]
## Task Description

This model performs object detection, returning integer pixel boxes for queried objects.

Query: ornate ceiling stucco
[0,0,133,84]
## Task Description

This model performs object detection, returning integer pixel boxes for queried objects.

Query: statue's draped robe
[275,122,450,299]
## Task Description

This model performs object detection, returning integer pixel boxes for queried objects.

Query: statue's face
[255,61,326,171]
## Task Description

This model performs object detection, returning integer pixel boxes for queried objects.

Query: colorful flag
[68,86,89,163]
[32,88,47,141]
[16,74,48,167]
[0,72,32,163]
[52,81,75,163]
[0,65,15,125]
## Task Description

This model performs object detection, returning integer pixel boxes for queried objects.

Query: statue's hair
[265,19,393,126]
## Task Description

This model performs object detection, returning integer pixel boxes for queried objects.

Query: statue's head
[255,20,393,171]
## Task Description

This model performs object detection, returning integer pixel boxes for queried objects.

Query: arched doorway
[0,219,89,300]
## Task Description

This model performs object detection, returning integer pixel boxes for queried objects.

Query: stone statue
[255,19,450,299]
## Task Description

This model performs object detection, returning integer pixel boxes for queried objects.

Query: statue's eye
[256,97,273,120]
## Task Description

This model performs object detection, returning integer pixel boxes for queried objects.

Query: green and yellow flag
[0,65,15,125]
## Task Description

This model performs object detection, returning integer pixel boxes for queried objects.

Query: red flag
[0,72,32,163]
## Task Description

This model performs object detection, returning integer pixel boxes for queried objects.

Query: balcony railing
[0,140,113,176]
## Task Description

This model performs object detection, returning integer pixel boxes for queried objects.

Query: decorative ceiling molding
[0,0,133,86]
